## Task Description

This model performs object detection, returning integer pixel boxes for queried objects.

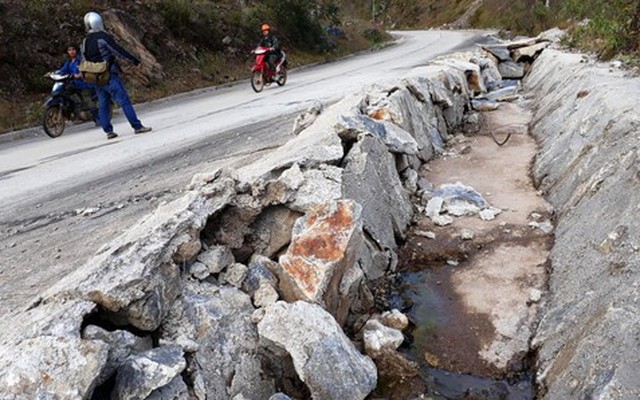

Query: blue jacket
[57,57,81,76]
[83,31,140,75]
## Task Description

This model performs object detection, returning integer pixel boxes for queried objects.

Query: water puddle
[384,267,535,399]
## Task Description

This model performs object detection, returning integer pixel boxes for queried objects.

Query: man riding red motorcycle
[259,24,282,76]
[250,23,287,93]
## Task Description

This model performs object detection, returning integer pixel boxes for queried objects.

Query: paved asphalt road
[0,30,486,319]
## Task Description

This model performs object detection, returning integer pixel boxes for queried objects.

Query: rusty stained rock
[277,200,363,324]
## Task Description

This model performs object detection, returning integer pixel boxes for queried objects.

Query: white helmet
[84,12,104,32]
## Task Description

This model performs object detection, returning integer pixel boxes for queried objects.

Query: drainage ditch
[374,101,554,399]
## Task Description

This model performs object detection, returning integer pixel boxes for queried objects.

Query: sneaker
[134,126,152,134]
[107,132,118,140]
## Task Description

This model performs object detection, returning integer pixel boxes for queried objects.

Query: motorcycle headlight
[52,82,63,94]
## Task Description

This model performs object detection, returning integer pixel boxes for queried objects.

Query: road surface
[0,30,486,318]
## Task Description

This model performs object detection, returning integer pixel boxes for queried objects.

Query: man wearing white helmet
[82,12,151,140]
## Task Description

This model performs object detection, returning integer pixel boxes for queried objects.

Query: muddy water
[379,102,553,399]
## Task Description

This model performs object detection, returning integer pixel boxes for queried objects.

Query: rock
[480,207,502,221]
[292,100,323,135]
[538,220,554,234]
[335,114,419,156]
[246,206,303,258]
[402,168,419,194]
[220,263,248,288]
[243,255,279,296]
[222,36,232,45]
[287,166,343,212]
[258,301,377,400]
[537,28,567,43]
[498,61,526,79]
[373,348,419,381]
[343,136,413,255]
[463,112,482,134]
[415,230,436,239]
[173,229,202,264]
[277,200,363,324]
[529,288,543,304]
[160,282,274,400]
[380,309,410,331]
[460,229,475,240]
[269,394,292,400]
[188,262,210,280]
[113,346,186,400]
[146,376,189,400]
[254,282,279,308]
[482,85,519,102]
[472,99,501,111]
[512,42,550,63]
[434,182,487,218]
[481,45,512,62]
[425,197,444,218]
[433,215,454,226]
[83,325,153,386]
[197,245,235,274]
[363,319,404,359]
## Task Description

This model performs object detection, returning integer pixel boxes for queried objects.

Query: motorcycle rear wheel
[276,67,287,87]
[43,105,65,138]
[251,71,264,93]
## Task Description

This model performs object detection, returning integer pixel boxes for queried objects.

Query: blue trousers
[93,74,142,134]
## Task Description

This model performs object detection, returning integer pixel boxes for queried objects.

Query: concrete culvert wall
[0,37,557,398]
[526,50,640,399]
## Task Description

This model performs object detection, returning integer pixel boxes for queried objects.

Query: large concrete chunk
[41,180,237,331]
[113,346,186,400]
[258,301,377,400]
[0,300,109,399]
[343,136,412,253]
[335,114,419,155]
[159,282,274,400]
[277,200,363,323]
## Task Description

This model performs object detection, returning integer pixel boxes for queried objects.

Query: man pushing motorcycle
[259,24,283,78]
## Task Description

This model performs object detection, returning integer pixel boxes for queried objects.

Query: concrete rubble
[0,39,532,399]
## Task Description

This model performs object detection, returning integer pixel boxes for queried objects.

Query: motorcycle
[42,73,100,138]
[250,46,287,93]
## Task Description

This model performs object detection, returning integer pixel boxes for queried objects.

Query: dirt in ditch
[373,102,554,399]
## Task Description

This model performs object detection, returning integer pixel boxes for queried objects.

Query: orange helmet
[261,24,271,32]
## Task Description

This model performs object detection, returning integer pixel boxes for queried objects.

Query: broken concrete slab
[512,42,550,63]
[343,136,413,252]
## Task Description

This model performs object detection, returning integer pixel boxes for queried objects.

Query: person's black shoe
[107,132,118,140]
[134,126,152,134]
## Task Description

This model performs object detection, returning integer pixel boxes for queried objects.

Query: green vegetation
[470,0,640,60]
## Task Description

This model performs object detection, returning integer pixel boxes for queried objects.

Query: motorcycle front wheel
[43,105,65,138]
[276,66,287,87]
[251,71,264,93]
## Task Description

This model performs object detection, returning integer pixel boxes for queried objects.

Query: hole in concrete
[90,372,117,400]
[82,306,153,338]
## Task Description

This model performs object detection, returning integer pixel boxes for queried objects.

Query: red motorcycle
[251,46,287,93]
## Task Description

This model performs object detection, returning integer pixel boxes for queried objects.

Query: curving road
[0,30,486,318]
